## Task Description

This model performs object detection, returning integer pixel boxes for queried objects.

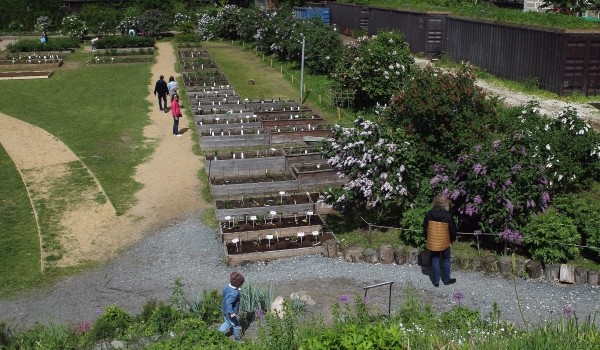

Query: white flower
[558,174,563,181]
[545,144,551,150]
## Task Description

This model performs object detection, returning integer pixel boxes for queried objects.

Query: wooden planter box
[224,231,337,266]
[189,96,242,105]
[186,85,233,93]
[195,112,255,123]
[292,164,347,191]
[215,192,316,221]
[259,115,327,129]
[270,129,333,144]
[209,176,299,199]
[186,89,236,99]
[200,130,270,150]
[205,153,286,178]
[220,215,325,242]
[0,71,54,80]
[281,147,324,170]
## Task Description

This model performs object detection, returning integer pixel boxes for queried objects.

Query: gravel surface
[1,212,598,333]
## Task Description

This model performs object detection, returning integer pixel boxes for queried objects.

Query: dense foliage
[6,38,80,53]
[61,14,87,39]
[96,36,156,49]
[332,31,414,107]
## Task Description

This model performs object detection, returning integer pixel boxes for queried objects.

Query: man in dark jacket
[153,75,169,112]
[423,194,457,287]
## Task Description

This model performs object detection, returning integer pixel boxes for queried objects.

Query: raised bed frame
[209,173,299,199]
[200,130,270,150]
[220,214,324,242]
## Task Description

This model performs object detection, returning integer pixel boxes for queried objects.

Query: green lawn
[0,52,153,297]
[0,61,153,215]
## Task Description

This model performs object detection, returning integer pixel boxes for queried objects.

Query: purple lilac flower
[511,164,522,174]
[520,146,527,156]
[499,229,523,244]
[255,309,266,319]
[433,163,445,173]
[453,292,464,305]
[526,199,536,208]
[474,195,482,204]
[430,175,441,186]
[492,140,502,149]
[541,192,551,206]
[510,146,516,153]
[487,180,496,189]
[473,163,483,175]
[442,175,449,182]
[480,166,488,175]
[504,179,512,187]
[539,177,549,187]
[563,306,575,317]
[450,190,460,200]
[487,218,494,225]
[504,199,514,212]
[457,155,467,163]
[465,204,478,216]
[339,294,349,304]
[474,145,482,152]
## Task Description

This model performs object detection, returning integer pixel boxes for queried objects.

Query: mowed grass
[0,54,153,296]
[0,144,43,296]
[0,61,153,215]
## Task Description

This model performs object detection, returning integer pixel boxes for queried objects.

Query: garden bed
[90,56,155,64]
[224,231,336,266]
[0,71,53,80]
[205,148,285,178]
[270,128,333,144]
[292,163,347,191]
[220,214,325,241]
[209,172,299,199]
[214,192,315,221]
[199,128,270,150]
[281,146,324,169]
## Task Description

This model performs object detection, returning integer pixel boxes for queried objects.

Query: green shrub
[174,33,203,44]
[90,305,132,340]
[96,36,156,49]
[6,38,80,53]
[440,305,481,331]
[399,206,429,247]
[146,317,236,350]
[240,283,273,322]
[9,323,92,350]
[300,322,405,349]
[522,209,580,264]
[554,188,600,260]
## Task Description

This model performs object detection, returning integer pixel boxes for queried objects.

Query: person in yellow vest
[423,194,457,287]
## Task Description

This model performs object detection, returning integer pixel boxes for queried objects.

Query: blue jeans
[219,314,241,340]
[172,118,179,135]
[431,247,452,285]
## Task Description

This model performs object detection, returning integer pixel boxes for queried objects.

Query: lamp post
[300,33,305,103]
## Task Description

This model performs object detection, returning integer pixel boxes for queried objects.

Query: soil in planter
[216,193,313,209]
[294,163,332,172]
[206,148,283,161]
[226,231,335,254]
[211,172,295,185]
[222,215,324,233]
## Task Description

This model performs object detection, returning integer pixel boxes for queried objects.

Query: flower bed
[209,172,299,199]
[224,231,336,266]
[269,127,333,144]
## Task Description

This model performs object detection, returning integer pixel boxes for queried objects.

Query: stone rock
[574,267,588,285]
[407,248,419,265]
[499,256,512,277]
[344,246,365,263]
[379,244,394,264]
[588,270,599,285]
[323,239,338,258]
[111,340,127,349]
[270,296,285,317]
[483,255,498,274]
[559,264,575,284]
[394,246,407,264]
[526,260,543,279]
[545,264,560,281]
[290,291,315,305]
[364,248,379,263]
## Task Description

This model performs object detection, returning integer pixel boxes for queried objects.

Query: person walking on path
[171,94,182,137]
[167,76,178,102]
[423,194,457,287]
[153,75,169,112]
[219,272,245,342]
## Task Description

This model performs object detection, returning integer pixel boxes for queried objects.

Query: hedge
[7,38,80,53]
[96,36,156,49]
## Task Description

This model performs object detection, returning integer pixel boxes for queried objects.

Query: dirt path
[0,41,206,269]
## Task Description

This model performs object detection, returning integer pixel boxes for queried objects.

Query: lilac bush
[320,118,419,218]
[331,31,414,107]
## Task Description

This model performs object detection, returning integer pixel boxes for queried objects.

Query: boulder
[394,246,407,264]
[499,256,512,277]
[559,264,575,284]
[407,248,419,265]
[483,255,498,274]
[379,244,394,264]
[364,248,379,263]
[588,270,599,286]
[323,239,339,258]
[526,260,543,279]
[344,246,365,263]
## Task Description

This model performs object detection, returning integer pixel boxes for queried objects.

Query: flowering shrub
[196,13,218,41]
[331,31,414,107]
[61,14,88,39]
[34,16,52,32]
[116,16,138,35]
[174,12,197,34]
[385,64,499,163]
[522,209,580,264]
[138,10,169,37]
[321,118,419,219]
[429,132,551,240]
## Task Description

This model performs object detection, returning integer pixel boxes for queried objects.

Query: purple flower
[96,308,101,314]
[430,175,441,186]
[453,292,464,305]
[511,164,522,174]
[492,140,502,149]
[520,146,527,156]
[504,179,512,188]
[563,306,575,317]
[457,155,467,164]
[255,309,265,319]
[499,229,523,244]
[526,199,536,208]
[504,199,514,212]
[474,195,482,204]
[433,163,445,173]
[474,145,482,152]
[362,296,370,304]
[510,146,516,153]
[73,321,91,334]
[450,190,460,200]
[442,175,449,182]
[339,294,349,304]
[486,180,496,189]
[472,163,483,175]
[465,204,478,216]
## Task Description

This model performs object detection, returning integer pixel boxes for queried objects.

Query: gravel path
[1,213,598,333]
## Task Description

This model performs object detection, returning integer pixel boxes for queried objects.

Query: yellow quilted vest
[426,221,451,251]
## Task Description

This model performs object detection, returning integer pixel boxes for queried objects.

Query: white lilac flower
[545,144,551,150]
